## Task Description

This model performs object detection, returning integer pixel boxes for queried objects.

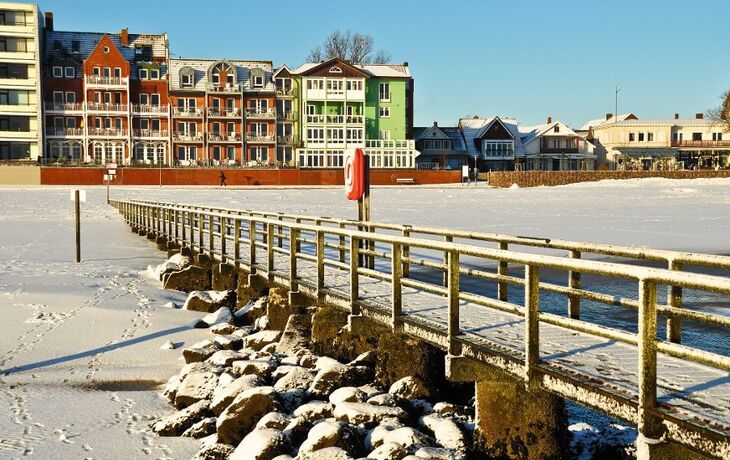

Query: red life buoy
[345,148,365,201]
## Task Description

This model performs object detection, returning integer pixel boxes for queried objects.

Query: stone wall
[487,170,730,188]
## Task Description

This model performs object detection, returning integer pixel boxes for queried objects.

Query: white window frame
[64,67,74,78]
[52,66,63,78]
[182,74,193,87]
[379,107,390,118]
[379,129,390,140]
[138,68,148,80]
[150,68,160,80]
[253,75,264,87]
[139,93,149,105]
[379,82,390,101]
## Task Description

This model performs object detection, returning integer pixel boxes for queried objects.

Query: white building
[0,2,42,161]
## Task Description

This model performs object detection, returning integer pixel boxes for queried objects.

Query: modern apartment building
[0,2,42,161]
[588,113,730,170]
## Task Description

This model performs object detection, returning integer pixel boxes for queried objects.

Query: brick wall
[39,167,461,186]
[487,170,730,188]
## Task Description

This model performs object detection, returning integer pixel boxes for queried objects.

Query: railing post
[197,212,203,252]
[339,222,346,263]
[234,219,240,270]
[568,250,581,319]
[638,279,660,438]
[277,215,284,249]
[174,209,179,241]
[443,235,453,287]
[316,230,325,301]
[498,241,509,301]
[248,219,257,272]
[447,250,460,356]
[367,224,375,270]
[392,243,402,329]
[289,227,299,291]
[525,264,540,390]
[350,236,360,315]
[295,218,302,253]
[208,214,214,256]
[267,220,275,280]
[220,217,227,261]
[402,226,411,278]
[666,260,683,343]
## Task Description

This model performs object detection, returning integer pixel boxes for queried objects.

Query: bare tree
[709,90,730,131]
[306,30,391,64]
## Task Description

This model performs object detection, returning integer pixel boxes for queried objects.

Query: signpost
[344,148,371,267]
[105,163,117,204]
[70,189,86,262]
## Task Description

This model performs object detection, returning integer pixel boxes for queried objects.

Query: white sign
[461,165,469,179]
[103,174,110,181]
[106,163,117,169]
[70,190,87,202]
[107,169,117,176]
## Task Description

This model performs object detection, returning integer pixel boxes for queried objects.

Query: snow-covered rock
[230,428,287,460]
[182,339,219,364]
[292,400,334,422]
[232,358,277,379]
[365,420,404,450]
[413,446,462,459]
[298,420,362,455]
[192,441,235,460]
[151,399,210,436]
[211,323,237,335]
[213,333,243,350]
[163,375,181,403]
[206,350,246,367]
[150,253,191,280]
[367,393,398,407]
[329,386,367,405]
[184,290,236,313]
[419,415,467,454]
[333,402,408,426]
[369,441,409,460]
[210,374,264,415]
[389,376,431,400]
[243,330,282,351]
[175,371,218,409]
[160,340,176,350]
[216,386,281,445]
[256,412,291,430]
[182,416,217,438]
[299,446,353,460]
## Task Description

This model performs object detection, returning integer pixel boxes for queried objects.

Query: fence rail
[111,199,730,457]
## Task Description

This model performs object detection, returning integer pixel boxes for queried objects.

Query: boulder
[164,265,211,292]
[329,387,367,405]
[211,374,264,416]
[230,428,287,460]
[179,361,225,379]
[184,290,236,313]
[299,447,353,460]
[389,377,431,400]
[333,402,408,426]
[160,340,176,350]
[382,427,432,451]
[369,441,409,460]
[266,287,299,330]
[276,313,312,355]
[175,371,218,409]
[256,412,291,430]
[163,375,181,403]
[151,399,210,436]
[244,330,283,351]
[413,447,462,460]
[216,386,281,445]
[273,366,314,392]
[236,280,267,312]
[153,253,192,280]
[272,364,304,381]
[232,359,277,379]
[206,350,246,367]
[211,323,237,335]
[365,420,404,450]
[212,263,237,291]
[200,307,234,328]
[310,364,371,398]
[349,350,377,367]
[192,442,235,460]
[182,340,219,364]
[298,420,362,456]
[282,416,312,447]
[292,400,334,422]
[182,416,217,438]
[213,334,243,351]
[367,393,399,407]
[418,415,467,454]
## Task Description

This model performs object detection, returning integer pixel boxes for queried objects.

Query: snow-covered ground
[1,177,729,459]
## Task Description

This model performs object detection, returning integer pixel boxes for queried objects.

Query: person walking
[219,170,227,187]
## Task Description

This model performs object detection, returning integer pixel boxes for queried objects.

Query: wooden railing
[112,199,730,458]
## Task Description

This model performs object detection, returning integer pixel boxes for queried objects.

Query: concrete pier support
[155,236,167,251]
[636,435,711,460]
[166,242,181,258]
[212,263,237,290]
[446,355,568,459]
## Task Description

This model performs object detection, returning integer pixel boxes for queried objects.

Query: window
[713,132,723,141]
[52,66,63,78]
[114,68,121,78]
[227,146,235,161]
[379,107,390,118]
[329,66,342,73]
[648,132,654,142]
[227,122,235,134]
[212,146,221,161]
[553,125,560,133]
[65,92,75,103]
[151,119,160,131]
[71,40,80,53]
[115,118,122,129]
[379,83,390,101]
[483,140,515,157]
[253,75,263,87]
[226,73,235,86]
[64,67,74,78]
[307,79,324,90]
[379,130,390,140]
[138,68,148,80]
[211,71,219,85]
[93,67,100,76]
[139,93,149,105]
[66,118,76,128]
[104,118,112,129]
[151,93,160,105]
[53,91,63,104]
[94,118,101,129]
[182,74,193,87]
[638,132,645,142]
[347,80,362,91]
[104,92,112,104]
[140,118,149,130]
[150,68,160,79]
[0,63,28,79]
[692,132,702,141]
[306,105,315,115]
[629,133,635,142]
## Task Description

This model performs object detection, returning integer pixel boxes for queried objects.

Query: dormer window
[138,68,148,79]
[553,125,559,133]
[150,68,160,80]
[211,72,219,85]
[52,66,63,78]
[64,67,75,78]
[329,66,342,73]
[226,73,235,86]
[253,75,263,87]
[182,74,193,87]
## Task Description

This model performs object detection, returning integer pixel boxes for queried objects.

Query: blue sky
[37,0,730,128]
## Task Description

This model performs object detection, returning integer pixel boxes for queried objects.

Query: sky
[36,0,730,129]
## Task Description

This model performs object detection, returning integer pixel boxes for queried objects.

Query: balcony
[326,115,364,124]
[246,133,275,143]
[173,107,204,118]
[172,132,204,142]
[87,102,128,113]
[276,88,295,97]
[208,107,241,118]
[133,129,168,138]
[0,50,35,62]
[132,104,169,115]
[208,133,242,142]
[207,84,240,93]
[277,135,298,145]
[306,114,325,124]
[539,147,579,154]
[45,102,84,113]
[277,111,297,121]
[88,128,126,137]
[85,75,129,88]
[671,140,730,148]
[246,109,276,119]
[46,127,84,137]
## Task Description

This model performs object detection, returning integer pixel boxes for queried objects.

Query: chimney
[433,121,438,127]
[120,28,129,46]
[605,113,613,121]
[695,112,704,119]
[403,61,408,67]
[675,113,680,120]
[547,116,552,124]
[44,12,53,31]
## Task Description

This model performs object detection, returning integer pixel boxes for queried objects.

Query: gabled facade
[273,65,299,166]
[413,121,467,169]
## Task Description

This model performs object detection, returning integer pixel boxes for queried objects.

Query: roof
[581,113,637,130]
[458,116,524,156]
[519,121,579,146]
[169,58,274,92]
[413,124,466,152]
[291,60,411,78]
[591,118,725,129]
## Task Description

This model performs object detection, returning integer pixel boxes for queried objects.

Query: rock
[179,361,225,379]
[201,307,234,327]
[212,263,237,291]
[266,287,298,330]
[163,375,181,403]
[160,340,176,350]
[292,400,334,422]
[366,420,405,450]
[232,326,254,338]
[273,366,314,392]
[192,442,235,460]
[333,402,408,426]
[216,372,235,390]
[153,253,192,280]
[151,399,210,436]
[232,359,277,379]
[310,364,371,398]
[207,350,246,367]
[432,403,463,418]
[272,456,293,460]
[256,412,291,430]
[358,384,384,399]
[254,315,270,331]
[216,386,281,445]
[175,371,218,409]
[272,364,304,381]
[419,415,467,453]
[279,389,307,414]
[163,301,180,309]
[310,305,350,357]
[184,290,236,313]
[349,351,377,367]
[230,428,287,460]
[211,374,265,416]
[244,330,283,351]
[409,400,433,416]
[369,441,409,460]
[315,356,344,371]
[375,334,444,393]
[276,313,311,355]
[164,265,211,292]
[299,447,353,460]
[282,416,312,446]
[236,281,266,313]
[299,353,317,369]
[329,387,367,405]
[261,343,278,354]
[211,323,237,335]
[389,377,431,400]
[383,427,432,451]
[182,416,217,438]
[414,447,462,459]
[214,334,243,350]
[367,393,399,407]
[182,340,219,364]
[298,420,362,456]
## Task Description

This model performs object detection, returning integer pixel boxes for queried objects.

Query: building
[168,58,275,166]
[0,2,43,161]
[413,121,467,169]
[290,58,418,169]
[588,113,730,170]
[459,115,595,172]
[43,16,169,164]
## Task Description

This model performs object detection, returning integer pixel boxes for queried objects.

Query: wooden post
[402,226,410,278]
[568,250,581,319]
[316,230,325,301]
[338,222,346,263]
[220,217,227,261]
[443,235,453,286]
[74,190,81,263]
[498,241,509,301]
[447,251,460,355]
[208,214,214,256]
[248,220,257,273]
[666,260,683,343]
[638,279,660,437]
[289,227,299,291]
[197,212,203,252]
[392,243,402,328]
[234,219,241,269]
[350,236,360,315]
[277,215,284,248]
[525,265,540,389]
[267,220,274,280]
